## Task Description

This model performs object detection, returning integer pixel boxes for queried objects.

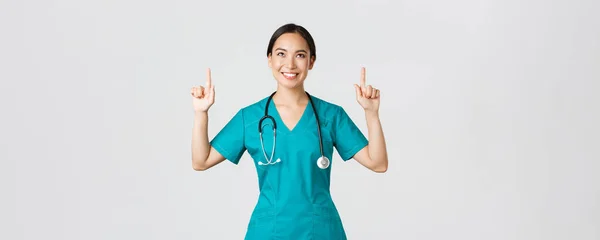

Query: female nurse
[190,23,389,240]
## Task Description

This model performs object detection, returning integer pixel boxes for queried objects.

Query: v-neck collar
[267,96,313,135]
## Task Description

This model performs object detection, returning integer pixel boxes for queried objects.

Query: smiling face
[268,32,315,90]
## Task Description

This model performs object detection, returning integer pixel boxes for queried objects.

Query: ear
[267,54,272,68]
[308,56,315,70]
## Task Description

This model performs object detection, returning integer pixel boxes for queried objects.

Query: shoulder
[240,96,269,112]
[308,94,342,110]
[231,95,270,127]
[307,93,346,123]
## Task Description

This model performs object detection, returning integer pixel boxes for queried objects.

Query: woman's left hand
[354,67,380,113]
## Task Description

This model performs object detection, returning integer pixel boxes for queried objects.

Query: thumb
[354,84,362,98]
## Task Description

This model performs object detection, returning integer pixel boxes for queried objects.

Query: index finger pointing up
[206,68,212,87]
[360,67,366,86]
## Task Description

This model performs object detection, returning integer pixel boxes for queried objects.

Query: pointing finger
[206,68,212,88]
[360,67,366,86]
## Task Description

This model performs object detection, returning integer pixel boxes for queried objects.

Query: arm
[191,111,226,171]
[352,67,388,173]
[190,68,225,171]
[353,110,388,173]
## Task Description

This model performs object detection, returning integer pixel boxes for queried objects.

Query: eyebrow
[275,48,308,53]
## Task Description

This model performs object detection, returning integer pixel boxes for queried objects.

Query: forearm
[365,110,388,170]
[191,111,210,169]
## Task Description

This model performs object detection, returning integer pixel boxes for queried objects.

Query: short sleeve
[210,109,246,164]
[333,107,369,161]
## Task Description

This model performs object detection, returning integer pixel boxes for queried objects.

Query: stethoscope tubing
[258,91,325,166]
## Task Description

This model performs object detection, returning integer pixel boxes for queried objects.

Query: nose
[284,56,296,69]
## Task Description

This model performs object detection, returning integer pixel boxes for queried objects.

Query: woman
[190,23,388,240]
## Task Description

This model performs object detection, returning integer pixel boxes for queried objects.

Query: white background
[2,0,599,239]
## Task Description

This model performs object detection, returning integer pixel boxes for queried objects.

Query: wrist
[194,110,208,116]
[364,109,379,118]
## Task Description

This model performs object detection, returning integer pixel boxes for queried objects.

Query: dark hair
[266,23,316,61]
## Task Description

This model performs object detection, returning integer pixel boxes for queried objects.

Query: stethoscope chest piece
[317,156,330,169]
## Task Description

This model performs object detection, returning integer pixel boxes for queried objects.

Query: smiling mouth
[281,72,298,80]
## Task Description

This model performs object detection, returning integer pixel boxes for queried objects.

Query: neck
[273,85,308,106]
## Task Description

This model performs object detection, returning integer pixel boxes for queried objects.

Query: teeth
[283,73,297,77]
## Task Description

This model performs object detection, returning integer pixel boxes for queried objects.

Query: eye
[277,52,285,57]
[296,53,306,58]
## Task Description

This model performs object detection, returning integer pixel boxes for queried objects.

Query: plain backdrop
[1,0,599,239]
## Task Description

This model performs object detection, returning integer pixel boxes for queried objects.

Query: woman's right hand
[191,68,215,112]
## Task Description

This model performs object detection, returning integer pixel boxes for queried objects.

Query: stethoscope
[257,91,330,169]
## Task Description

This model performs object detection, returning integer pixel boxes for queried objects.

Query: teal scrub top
[210,94,368,240]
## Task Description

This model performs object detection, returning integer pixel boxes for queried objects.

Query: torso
[239,94,347,240]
